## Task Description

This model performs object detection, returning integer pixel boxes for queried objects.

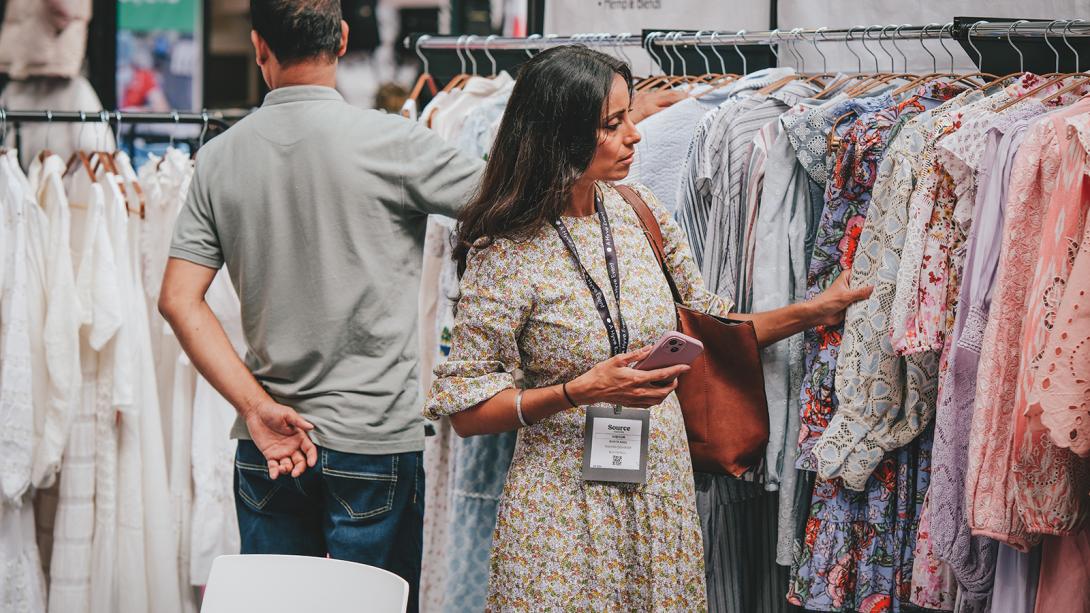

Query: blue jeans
[234,440,424,613]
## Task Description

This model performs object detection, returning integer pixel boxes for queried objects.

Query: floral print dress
[425,183,729,612]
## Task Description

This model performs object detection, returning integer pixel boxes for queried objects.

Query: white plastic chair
[200,554,409,613]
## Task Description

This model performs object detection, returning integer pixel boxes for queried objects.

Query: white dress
[49,167,119,613]
[188,270,242,586]
[114,152,184,613]
[0,151,48,613]
[26,155,81,491]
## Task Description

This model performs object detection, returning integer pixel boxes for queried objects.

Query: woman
[424,46,871,611]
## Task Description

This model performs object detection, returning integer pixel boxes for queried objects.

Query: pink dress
[1033,218,1090,456]
[964,103,1081,549]
[1011,109,1090,536]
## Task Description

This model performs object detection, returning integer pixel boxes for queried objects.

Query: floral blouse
[811,93,970,491]
[425,183,729,611]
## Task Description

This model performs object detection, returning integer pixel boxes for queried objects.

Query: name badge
[581,405,650,484]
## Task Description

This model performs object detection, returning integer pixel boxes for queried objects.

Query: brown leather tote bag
[614,185,770,477]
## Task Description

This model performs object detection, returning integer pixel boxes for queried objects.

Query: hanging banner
[117,0,203,113]
[544,0,770,35]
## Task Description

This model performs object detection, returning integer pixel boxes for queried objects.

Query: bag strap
[612,184,685,306]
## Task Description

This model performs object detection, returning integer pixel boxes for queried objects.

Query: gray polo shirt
[170,85,483,454]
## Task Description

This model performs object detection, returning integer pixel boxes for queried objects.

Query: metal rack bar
[648,25,952,46]
[408,19,1090,52]
[405,33,644,51]
[954,19,1090,39]
[0,109,231,131]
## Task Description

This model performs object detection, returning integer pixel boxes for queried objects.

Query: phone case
[634,331,704,371]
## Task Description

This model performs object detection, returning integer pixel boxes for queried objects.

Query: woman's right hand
[566,346,691,408]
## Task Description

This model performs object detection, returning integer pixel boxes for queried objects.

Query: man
[158,1,481,609]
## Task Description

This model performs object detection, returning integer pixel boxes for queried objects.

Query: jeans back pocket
[235,442,282,511]
[321,449,398,521]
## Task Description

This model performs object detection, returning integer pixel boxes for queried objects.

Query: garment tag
[581,405,649,484]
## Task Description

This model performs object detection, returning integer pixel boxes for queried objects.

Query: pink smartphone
[634,331,704,371]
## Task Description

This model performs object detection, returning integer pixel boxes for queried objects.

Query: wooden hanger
[404,35,439,118]
[994,73,1085,113]
[1042,73,1090,104]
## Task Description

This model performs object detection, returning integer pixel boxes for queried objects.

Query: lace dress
[1010,108,1090,537]
[0,149,47,613]
[793,92,899,472]
[964,109,1073,550]
[812,91,972,491]
[425,183,724,611]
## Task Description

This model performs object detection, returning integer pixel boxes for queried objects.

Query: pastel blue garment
[626,83,728,214]
[988,544,1041,613]
[439,89,517,613]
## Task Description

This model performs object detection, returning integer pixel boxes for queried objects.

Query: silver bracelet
[515,389,530,427]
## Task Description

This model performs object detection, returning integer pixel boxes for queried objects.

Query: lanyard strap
[553,191,629,356]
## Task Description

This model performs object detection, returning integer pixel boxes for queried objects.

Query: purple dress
[926,110,1043,603]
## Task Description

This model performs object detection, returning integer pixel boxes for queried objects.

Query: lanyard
[553,190,629,356]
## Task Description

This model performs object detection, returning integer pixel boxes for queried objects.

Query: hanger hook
[708,32,727,73]
[877,25,896,72]
[845,27,863,73]
[768,28,781,62]
[454,34,467,74]
[1043,20,1061,73]
[616,33,633,66]
[671,31,688,75]
[484,35,498,77]
[414,34,430,75]
[113,110,123,152]
[860,26,880,72]
[525,33,540,58]
[464,35,479,75]
[44,109,53,151]
[919,23,938,72]
[790,28,805,72]
[734,30,748,75]
[692,31,712,74]
[645,32,664,76]
[663,32,677,76]
[892,24,910,72]
[198,110,209,149]
[968,21,988,71]
[98,110,109,151]
[167,109,178,148]
[938,22,956,72]
[1007,20,1028,73]
[1063,20,1082,72]
[76,110,87,150]
[814,27,829,73]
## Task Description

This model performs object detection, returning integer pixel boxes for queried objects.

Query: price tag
[581,405,650,484]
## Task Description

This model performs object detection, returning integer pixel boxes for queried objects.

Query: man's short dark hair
[250,0,343,65]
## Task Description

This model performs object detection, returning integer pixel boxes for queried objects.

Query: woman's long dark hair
[453,45,633,271]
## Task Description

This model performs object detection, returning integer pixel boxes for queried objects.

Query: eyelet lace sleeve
[1034,221,1090,455]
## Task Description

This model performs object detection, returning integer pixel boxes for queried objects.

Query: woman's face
[584,73,642,182]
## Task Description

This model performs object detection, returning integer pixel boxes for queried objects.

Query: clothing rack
[408,17,1090,82]
[0,109,233,158]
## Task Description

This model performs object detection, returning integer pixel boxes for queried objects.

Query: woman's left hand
[810,268,874,327]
